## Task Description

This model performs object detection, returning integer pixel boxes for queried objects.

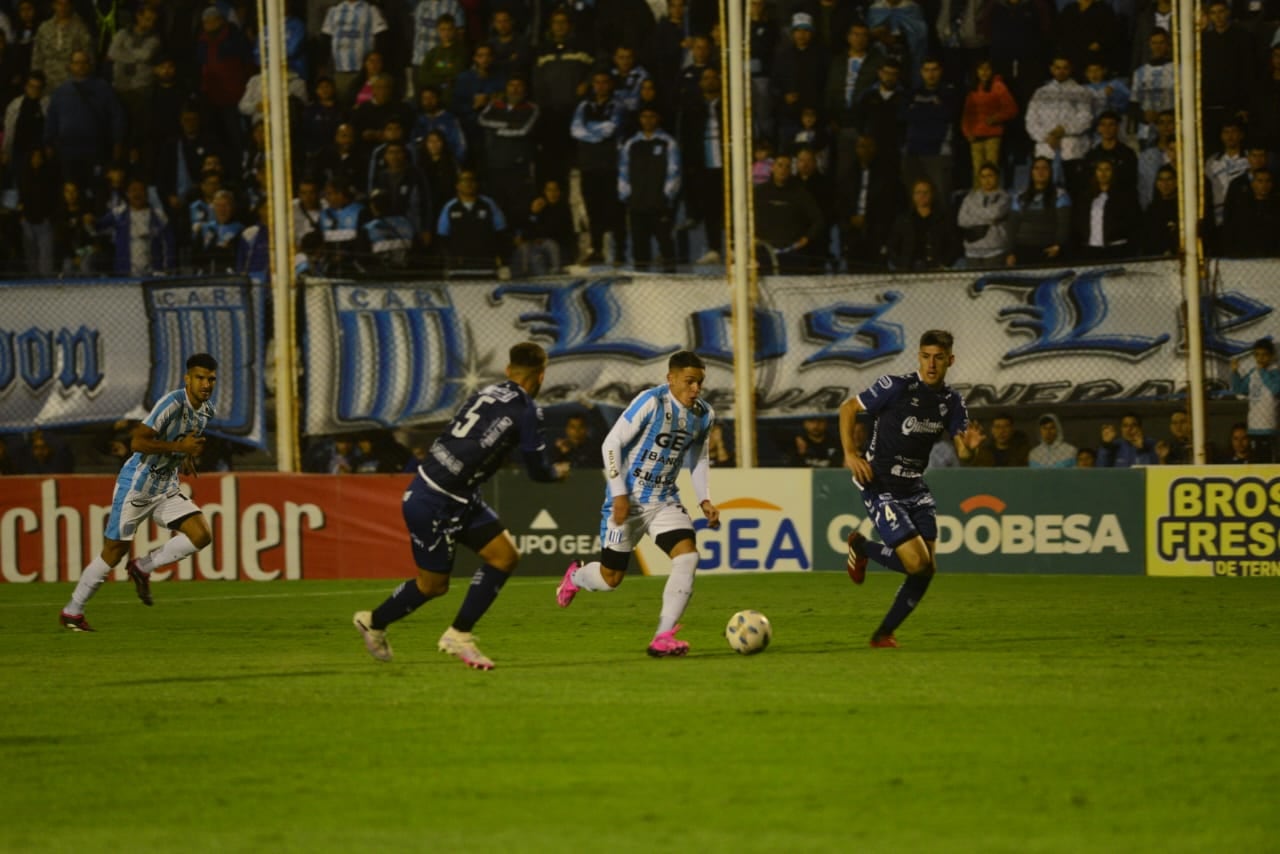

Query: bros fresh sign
[1146,467,1280,577]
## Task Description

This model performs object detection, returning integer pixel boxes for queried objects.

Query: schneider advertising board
[1146,466,1280,577]
[812,468,1145,574]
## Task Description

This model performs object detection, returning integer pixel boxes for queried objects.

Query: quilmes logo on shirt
[901,415,943,436]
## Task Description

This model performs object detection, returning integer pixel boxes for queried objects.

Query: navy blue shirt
[420,379,558,497]
[857,372,968,495]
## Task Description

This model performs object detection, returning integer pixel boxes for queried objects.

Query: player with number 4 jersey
[556,351,721,657]
[352,343,567,670]
[839,330,986,648]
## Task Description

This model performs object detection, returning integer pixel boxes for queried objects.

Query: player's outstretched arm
[839,396,873,484]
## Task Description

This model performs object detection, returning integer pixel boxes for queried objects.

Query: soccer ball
[725,610,772,655]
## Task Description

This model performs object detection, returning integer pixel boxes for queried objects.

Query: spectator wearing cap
[106,4,160,132]
[30,0,90,95]
[770,12,827,145]
[44,49,125,193]
[1028,414,1078,468]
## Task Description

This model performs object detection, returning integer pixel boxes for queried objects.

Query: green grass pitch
[1,573,1276,853]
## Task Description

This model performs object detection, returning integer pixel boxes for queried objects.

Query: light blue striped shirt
[117,388,215,498]
[604,386,714,505]
[322,0,387,73]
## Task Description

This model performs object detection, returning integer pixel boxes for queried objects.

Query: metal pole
[1175,0,1207,462]
[725,0,757,467]
[259,0,299,471]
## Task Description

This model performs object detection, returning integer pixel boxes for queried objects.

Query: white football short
[600,500,694,553]
[105,486,200,541]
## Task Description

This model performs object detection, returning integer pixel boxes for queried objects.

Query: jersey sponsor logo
[900,415,944,436]
[652,431,690,451]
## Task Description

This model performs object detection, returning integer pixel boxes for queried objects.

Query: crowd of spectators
[2,0,1280,279]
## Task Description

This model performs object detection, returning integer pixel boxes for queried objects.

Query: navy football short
[402,476,503,573]
[858,485,937,548]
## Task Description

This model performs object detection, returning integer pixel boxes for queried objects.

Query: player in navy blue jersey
[839,330,986,648]
[555,351,721,657]
[60,354,218,631]
[353,342,568,670]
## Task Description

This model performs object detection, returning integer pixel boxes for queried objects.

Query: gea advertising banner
[0,278,266,446]
[1145,466,1280,577]
[811,468,1146,574]
[633,469,813,575]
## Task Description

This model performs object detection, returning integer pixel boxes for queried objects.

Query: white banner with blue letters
[300,260,1277,433]
[0,278,266,447]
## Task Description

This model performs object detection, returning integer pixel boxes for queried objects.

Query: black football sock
[370,579,432,629]
[873,571,934,639]
[867,542,907,574]
[451,565,510,632]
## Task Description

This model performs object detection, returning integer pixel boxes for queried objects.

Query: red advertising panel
[0,474,409,583]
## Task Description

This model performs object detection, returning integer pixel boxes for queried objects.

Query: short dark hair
[920,329,954,351]
[992,413,1015,425]
[187,353,218,372]
[1039,415,1056,426]
[668,350,706,371]
[509,342,548,370]
[1254,338,1275,355]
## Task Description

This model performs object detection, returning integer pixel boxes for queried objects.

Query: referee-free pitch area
[2,573,1276,853]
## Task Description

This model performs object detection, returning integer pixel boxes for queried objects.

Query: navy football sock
[451,565,510,632]
[868,542,907,574]
[370,580,431,630]
[874,571,933,638]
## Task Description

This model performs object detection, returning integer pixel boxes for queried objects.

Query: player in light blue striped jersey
[59,354,218,631]
[556,351,721,657]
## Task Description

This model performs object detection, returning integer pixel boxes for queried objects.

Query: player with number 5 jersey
[352,343,567,670]
[839,330,986,648]
[556,351,721,657]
